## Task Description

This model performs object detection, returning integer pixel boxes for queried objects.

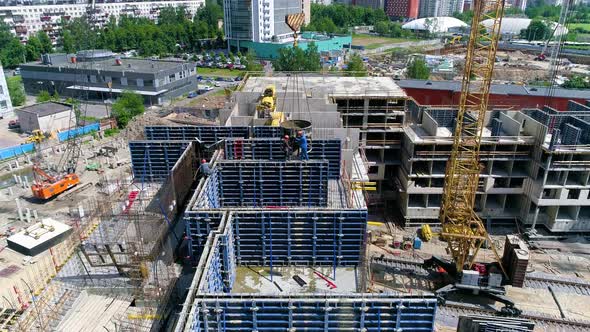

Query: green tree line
[0,3,223,68]
[304,4,388,34]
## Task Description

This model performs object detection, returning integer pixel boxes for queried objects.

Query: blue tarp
[58,123,100,142]
[0,143,35,161]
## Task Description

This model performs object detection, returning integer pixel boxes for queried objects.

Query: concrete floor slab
[231,266,357,295]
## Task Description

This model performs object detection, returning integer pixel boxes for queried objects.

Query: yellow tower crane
[422,0,522,316]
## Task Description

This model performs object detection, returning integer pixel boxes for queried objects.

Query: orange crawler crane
[31,165,80,200]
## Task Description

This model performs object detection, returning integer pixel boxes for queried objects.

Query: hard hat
[284,135,289,139]
[201,159,207,163]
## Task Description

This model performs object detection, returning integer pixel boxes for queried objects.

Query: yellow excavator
[25,130,46,144]
[256,85,284,126]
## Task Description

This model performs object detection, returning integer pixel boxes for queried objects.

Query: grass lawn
[570,23,590,31]
[352,34,417,49]
[197,67,243,77]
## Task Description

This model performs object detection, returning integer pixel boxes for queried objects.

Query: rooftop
[22,53,189,74]
[18,101,72,117]
[242,76,407,98]
[398,79,590,100]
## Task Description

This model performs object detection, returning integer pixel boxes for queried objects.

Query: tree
[26,36,43,61]
[562,75,590,89]
[61,30,75,53]
[272,43,321,71]
[406,58,430,79]
[245,50,263,71]
[345,53,367,77]
[520,20,551,41]
[7,76,25,106]
[37,31,53,54]
[112,91,145,128]
[374,21,390,35]
[0,23,26,67]
[52,91,60,101]
[37,90,52,103]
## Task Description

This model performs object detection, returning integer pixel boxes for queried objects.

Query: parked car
[188,91,198,98]
[8,119,20,129]
[214,82,221,87]
[196,75,203,80]
[216,63,225,68]
[13,67,21,76]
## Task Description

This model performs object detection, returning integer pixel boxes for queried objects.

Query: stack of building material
[457,314,534,331]
[461,270,480,286]
[501,235,529,287]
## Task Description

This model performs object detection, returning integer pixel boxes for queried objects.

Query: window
[121,77,128,85]
[568,189,580,200]
[137,79,144,87]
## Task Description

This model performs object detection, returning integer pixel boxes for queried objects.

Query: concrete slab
[7,218,72,256]
[231,266,357,295]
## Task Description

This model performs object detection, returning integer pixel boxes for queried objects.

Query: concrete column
[78,205,85,218]
[8,163,13,171]
[15,198,24,222]
[26,155,31,164]
[23,177,29,188]
[14,160,19,168]
[33,210,38,220]
[13,175,19,184]
[8,187,14,196]
[25,208,31,223]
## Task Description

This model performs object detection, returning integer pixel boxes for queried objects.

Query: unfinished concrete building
[237,76,408,210]
[400,99,590,232]
[127,125,437,331]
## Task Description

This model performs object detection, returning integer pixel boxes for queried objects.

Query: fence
[57,123,100,142]
[0,143,35,161]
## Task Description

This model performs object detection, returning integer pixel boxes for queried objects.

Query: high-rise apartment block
[418,0,463,18]
[0,65,14,118]
[385,0,419,19]
[0,0,205,43]
[224,0,310,45]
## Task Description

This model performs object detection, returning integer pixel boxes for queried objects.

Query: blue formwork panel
[129,140,191,181]
[145,126,250,143]
[253,126,282,138]
[216,161,329,207]
[224,139,342,179]
[189,295,437,332]
[231,210,367,266]
[184,211,225,259]
[144,126,281,143]
[197,220,237,294]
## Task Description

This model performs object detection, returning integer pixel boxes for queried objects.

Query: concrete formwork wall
[231,210,367,266]
[129,140,190,181]
[224,138,342,179]
[144,125,282,143]
[187,295,437,332]
[214,160,330,208]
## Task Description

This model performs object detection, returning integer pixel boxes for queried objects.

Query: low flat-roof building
[17,101,73,133]
[20,50,198,105]
[398,79,590,112]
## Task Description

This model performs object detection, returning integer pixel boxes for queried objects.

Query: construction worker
[281,135,292,160]
[295,131,309,161]
[199,159,212,177]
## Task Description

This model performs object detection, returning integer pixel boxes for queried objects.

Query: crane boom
[440,0,507,273]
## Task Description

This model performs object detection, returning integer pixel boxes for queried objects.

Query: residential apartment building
[0,65,14,118]
[224,0,309,45]
[354,0,385,10]
[507,0,527,11]
[385,0,419,19]
[20,50,198,105]
[418,0,463,18]
[0,0,204,43]
[399,99,590,233]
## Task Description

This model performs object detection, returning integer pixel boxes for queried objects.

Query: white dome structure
[402,17,468,33]
[481,17,568,37]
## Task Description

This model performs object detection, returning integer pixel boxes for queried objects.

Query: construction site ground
[366,222,590,330]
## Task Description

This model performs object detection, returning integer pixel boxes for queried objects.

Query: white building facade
[0,66,14,118]
[0,0,205,43]
[224,0,309,44]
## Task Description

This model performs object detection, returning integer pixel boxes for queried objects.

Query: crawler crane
[422,0,522,315]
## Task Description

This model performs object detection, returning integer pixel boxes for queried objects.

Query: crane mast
[440,0,506,273]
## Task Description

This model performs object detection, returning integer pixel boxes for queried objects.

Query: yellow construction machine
[25,130,46,144]
[256,85,284,126]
